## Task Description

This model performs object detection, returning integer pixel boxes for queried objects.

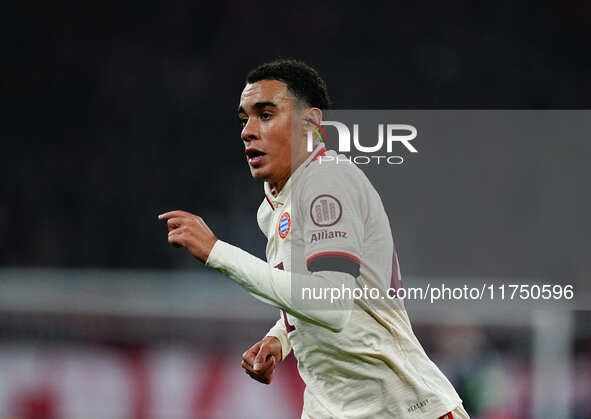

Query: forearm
[206,240,354,332]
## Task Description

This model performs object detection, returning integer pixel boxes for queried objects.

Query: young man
[158,59,468,418]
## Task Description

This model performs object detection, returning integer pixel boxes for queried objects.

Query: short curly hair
[246,59,331,109]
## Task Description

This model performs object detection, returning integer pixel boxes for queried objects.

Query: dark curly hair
[246,59,331,109]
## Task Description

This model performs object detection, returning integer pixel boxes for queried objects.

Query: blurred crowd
[3,1,590,272]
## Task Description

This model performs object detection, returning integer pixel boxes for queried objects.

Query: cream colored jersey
[261,145,463,419]
[206,144,464,418]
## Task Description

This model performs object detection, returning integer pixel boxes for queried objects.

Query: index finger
[158,210,194,220]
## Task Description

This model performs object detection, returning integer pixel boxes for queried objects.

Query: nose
[241,118,259,143]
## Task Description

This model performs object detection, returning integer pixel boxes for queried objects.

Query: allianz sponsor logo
[310,229,348,243]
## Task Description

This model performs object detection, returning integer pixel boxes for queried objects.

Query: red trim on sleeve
[306,251,360,265]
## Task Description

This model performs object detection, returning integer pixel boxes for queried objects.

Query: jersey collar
[264,144,326,208]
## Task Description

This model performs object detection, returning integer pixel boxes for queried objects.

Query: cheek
[269,138,291,165]
[265,124,292,156]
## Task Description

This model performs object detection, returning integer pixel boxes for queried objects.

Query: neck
[268,143,320,196]
[268,173,289,197]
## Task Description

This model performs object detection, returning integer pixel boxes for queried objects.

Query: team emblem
[278,212,291,238]
[310,194,342,227]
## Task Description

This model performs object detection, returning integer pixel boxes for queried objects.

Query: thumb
[253,344,270,371]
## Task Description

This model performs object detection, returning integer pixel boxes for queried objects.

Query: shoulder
[297,150,389,223]
[297,149,371,197]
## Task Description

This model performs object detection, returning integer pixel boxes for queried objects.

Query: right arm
[241,317,291,384]
[265,317,292,361]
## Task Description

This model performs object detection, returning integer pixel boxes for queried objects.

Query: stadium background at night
[2,2,590,418]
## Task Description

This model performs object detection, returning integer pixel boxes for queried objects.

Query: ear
[303,107,323,127]
[301,108,324,151]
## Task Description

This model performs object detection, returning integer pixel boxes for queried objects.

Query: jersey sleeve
[298,167,364,278]
[206,240,354,332]
[265,316,292,360]
[204,163,362,333]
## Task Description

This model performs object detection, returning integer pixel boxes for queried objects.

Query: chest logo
[278,212,291,238]
[310,194,342,227]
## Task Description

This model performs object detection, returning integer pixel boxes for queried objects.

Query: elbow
[310,271,356,332]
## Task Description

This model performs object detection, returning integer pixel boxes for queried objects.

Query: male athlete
[158,59,468,418]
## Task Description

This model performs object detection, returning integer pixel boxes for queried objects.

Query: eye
[239,117,248,127]
[261,112,272,121]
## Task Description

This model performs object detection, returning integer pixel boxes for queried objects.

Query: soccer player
[158,59,469,419]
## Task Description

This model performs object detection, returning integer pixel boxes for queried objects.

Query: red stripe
[279,353,306,419]
[265,194,274,210]
[15,386,57,419]
[306,120,329,143]
[306,251,360,265]
[125,347,150,419]
[305,147,326,167]
[390,247,403,291]
[193,353,227,417]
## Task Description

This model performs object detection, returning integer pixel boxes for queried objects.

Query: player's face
[238,80,304,185]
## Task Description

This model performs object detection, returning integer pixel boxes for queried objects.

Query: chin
[249,166,271,182]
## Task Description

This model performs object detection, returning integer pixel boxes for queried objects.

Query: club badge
[278,212,291,239]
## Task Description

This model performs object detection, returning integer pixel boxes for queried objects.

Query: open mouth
[245,148,266,166]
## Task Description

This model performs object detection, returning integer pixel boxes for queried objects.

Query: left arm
[158,210,354,332]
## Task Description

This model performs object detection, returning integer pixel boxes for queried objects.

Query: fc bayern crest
[310,194,342,227]
[278,212,291,238]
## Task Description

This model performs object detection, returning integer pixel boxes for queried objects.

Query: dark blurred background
[1,2,591,418]
[3,1,591,269]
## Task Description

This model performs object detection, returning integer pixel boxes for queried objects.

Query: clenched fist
[241,336,282,384]
[158,210,218,263]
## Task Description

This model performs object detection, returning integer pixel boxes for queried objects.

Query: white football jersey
[259,144,464,419]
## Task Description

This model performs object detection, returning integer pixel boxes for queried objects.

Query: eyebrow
[238,101,278,114]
